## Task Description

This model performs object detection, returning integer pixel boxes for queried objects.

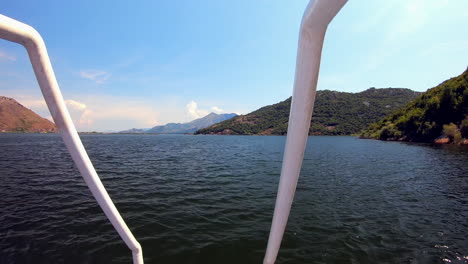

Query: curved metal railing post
[0,15,143,264]
[263,1,347,263]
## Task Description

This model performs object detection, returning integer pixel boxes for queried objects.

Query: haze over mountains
[0,96,56,133]
[3,67,466,140]
[0,88,419,135]
[120,112,237,134]
[0,96,236,134]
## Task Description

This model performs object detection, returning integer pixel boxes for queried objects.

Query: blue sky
[1,0,467,131]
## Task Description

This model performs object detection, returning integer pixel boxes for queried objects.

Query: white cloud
[185,100,209,119]
[1,92,160,131]
[64,99,92,127]
[185,101,228,119]
[0,50,16,61]
[63,97,160,131]
[79,69,111,84]
[2,92,237,131]
[65,99,87,110]
[210,106,224,114]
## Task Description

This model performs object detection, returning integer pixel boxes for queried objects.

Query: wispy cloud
[0,50,16,62]
[79,69,111,84]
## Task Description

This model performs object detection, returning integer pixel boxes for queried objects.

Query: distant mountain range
[361,68,468,143]
[118,128,148,133]
[0,96,57,133]
[196,88,420,135]
[6,70,465,140]
[120,112,237,134]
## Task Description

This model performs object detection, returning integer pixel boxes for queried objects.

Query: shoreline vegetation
[2,68,467,146]
[360,68,468,145]
[196,88,420,136]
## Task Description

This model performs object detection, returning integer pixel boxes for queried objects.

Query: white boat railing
[0,0,346,263]
[263,1,347,263]
[0,14,143,264]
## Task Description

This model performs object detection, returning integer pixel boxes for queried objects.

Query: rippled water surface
[1,134,467,264]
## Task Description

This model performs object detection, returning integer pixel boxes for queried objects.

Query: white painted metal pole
[0,15,143,264]
[263,1,347,263]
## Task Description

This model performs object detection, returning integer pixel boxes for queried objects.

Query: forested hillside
[196,88,419,135]
[361,69,468,143]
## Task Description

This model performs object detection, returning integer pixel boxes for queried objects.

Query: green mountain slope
[196,88,420,135]
[360,68,468,142]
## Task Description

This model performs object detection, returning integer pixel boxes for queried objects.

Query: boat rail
[0,14,143,264]
[264,1,347,263]
[0,0,346,263]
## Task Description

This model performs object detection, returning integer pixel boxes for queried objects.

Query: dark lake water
[0,134,467,264]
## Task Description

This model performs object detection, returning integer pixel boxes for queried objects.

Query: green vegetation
[461,117,468,138]
[361,68,468,143]
[196,88,419,135]
[443,123,462,143]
